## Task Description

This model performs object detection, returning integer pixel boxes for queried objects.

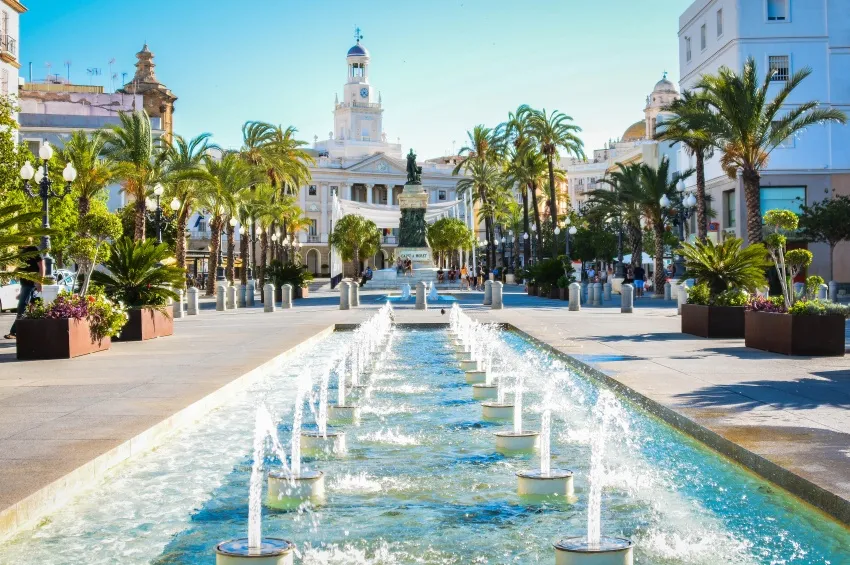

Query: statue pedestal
[397,182,433,269]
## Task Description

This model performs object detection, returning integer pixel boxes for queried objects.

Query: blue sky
[22,0,688,158]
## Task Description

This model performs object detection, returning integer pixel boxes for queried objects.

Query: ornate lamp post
[215,205,226,282]
[240,220,260,280]
[660,180,697,278]
[145,183,169,244]
[19,144,76,284]
[500,236,507,271]
[522,232,529,267]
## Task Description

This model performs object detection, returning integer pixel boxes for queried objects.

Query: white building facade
[678,0,850,280]
[0,0,23,101]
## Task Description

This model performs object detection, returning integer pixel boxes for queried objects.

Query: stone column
[603,282,612,301]
[263,284,275,312]
[677,282,689,315]
[320,183,328,243]
[280,284,293,309]
[246,279,256,307]
[226,285,237,309]
[187,286,199,315]
[664,281,672,301]
[299,184,307,211]
[339,281,350,310]
[818,284,828,300]
[592,282,602,306]
[415,281,428,310]
[366,184,373,204]
[173,289,185,319]
[491,281,504,309]
[621,284,634,313]
[351,282,360,307]
[829,280,838,301]
[483,280,493,305]
[216,283,226,311]
[569,282,581,311]
[342,183,352,201]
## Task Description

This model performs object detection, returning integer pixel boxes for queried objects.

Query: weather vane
[354,26,363,43]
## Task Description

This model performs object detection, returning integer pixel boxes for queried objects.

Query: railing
[21,82,104,94]
[383,236,398,245]
[188,228,209,240]
[307,234,321,243]
[0,35,16,58]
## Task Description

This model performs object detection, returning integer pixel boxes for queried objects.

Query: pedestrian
[460,264,468,290]
[633,264,646,298]
[4,245,44,340]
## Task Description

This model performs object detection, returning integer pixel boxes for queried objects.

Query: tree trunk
[653,223,665,297]
[743,168,763,244]
[175,207,189,277]
[259,231,268,294]
[530,181,543,259]
[547,154,559,257]
[627,220,643,270]
[522,184,531,265]
[226,222,236,283]
[206,219,221,296]
[78,196,90,221]
[352,246,360,281]
[134,198,147,241]
[695,151,708,241]
[830,242,836,282]
[240,229,249,285]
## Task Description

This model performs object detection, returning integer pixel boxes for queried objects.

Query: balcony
[307,234,321,243]
[383,236,398,245]
[0,35,17,65]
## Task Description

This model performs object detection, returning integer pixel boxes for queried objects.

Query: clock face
[360,87,369,99]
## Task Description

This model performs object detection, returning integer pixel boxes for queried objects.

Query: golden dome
[621,120,646,142]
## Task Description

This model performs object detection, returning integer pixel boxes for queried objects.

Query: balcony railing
[307,234,321,243]
[383,236,398,245]
[0,35,16,58]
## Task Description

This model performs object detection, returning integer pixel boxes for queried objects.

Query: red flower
[88,296,95,303]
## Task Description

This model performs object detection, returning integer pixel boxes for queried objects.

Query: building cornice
[0,53,21,68]
[2,0,27,14]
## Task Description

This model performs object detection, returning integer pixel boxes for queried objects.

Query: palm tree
[591,163,645,271]
[695,57,847,244]
[655,90,716,241]
[0,204,53,285]
[161,133,218,276]
[526,107,585,256]
[56,130,117,220]
[329,214,381,279]
[101,111,165,241]
[455,159,502,268]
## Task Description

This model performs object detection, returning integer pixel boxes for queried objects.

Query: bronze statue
[406,148,422,185]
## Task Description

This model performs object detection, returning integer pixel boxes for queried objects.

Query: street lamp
[146,183,168,244]
[19,143,76,284]
[215,205,226,282]
[244,217,259,280]
[660,180,696,278]
[500,236,507,270]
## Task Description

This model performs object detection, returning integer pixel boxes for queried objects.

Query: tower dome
[347,43,369,57]
[652,72,678,94]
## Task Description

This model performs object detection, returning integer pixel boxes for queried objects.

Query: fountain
[328,357,360,423]
[482,339,513,419]
[301,365,347,456]
[554,391,634,564]
[217,406,294,564]
[472,331,497,399]
[494,371,539,453]
[400,283,411,300]
[428,281,439,302]
[517,406,574,498]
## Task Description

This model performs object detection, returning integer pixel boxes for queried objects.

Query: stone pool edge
[505,323,850,528]
[0,324,337,541]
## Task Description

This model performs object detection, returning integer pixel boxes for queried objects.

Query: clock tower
[334,28,384,143]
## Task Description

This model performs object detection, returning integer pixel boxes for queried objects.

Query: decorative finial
[662,70,668,80]
[354,26,363,44]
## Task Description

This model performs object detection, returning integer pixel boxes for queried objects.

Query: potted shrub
[269,261,314,299]
[16,291,127,359]
[744,210,848,356]
[678,237,770,338]
[557,275,570,300]
[91,237,185,341]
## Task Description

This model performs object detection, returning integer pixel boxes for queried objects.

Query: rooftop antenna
[86,67,102,86]
[108,58,115,91]
[44,61,52,82]
[354,25,362,43]
[63,60,71,83]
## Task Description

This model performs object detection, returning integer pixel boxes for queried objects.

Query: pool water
[0,327,848,564]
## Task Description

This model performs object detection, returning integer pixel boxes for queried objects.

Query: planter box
[549,288,560,299]
[506,274,516,284]
[16,318,111,359]
[298,286,309,299]
[536,287,545,297]
[681,304,745,338]
[114,307,173,341]
[745,310,845,356]
[559,288,568,301]
[527,285,536,296]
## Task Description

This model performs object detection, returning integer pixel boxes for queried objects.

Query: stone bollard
[173,289,185,319]
[491,281,504,310]
[281,284,293,309]
[187,286,199,315]
[603,282,612,302]
[415,281,428,310]
[237,284,247,308]
[592,282,602,306]
[226,285,237,309]
[263,284,275,312]
[246,280,256,307]
[483,280,493,305]
[621,284,634,313]
[216,283,226,311]
[569,282,581,312]
[829,280,838,302]
[351,282,360,307]
[664,281,672,301]
[677,282,689,315]
[818,284,828,300]
[339,281,350,310]
[581,282,588,305]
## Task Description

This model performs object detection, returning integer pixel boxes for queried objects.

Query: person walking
[5,246,45,340]
[633,264,646,298]
[460,264,469,290]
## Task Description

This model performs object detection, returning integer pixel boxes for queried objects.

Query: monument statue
[406,148,422,185]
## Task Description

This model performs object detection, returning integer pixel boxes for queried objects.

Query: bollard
[263,284,276,312]
[351,282,360,307]
[568,282,581,312]
[483,280,493,305]
[415,281,428,310]
[603,282,612,301]
[491,281,504,309]
[237,284,247,308]
[664,281,672,301]
[339,281,351,310]
[173,289,185,319]
[581,282,588,305]
[246,279,256,307]
[818,284,828,300]
[621,283,634,313]
[592,282,602,306]
[677,282,689,315]
[226,285,237,309]
[829,280,838,302]
[281,284,293,309]
[187,286,199,315]
[349,280,357,308]
[216,284,226,311]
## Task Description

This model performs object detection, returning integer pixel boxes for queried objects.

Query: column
[342,183,352,201]
[299,184,307,210]
[320,183,328,243]
[366,184,373,204]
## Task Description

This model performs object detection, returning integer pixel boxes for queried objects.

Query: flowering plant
[26,291,128,342]
[745,296,787,314]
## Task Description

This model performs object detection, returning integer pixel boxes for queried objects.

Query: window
[767,0,788,21]
[26,140,40,157]
[769,55,789,82]
[760,186,805,216]
[717,9,723,36]
[685,37,692,62]
[438,190,447,201]
[308,219,317,236]
[771,121,795,148]
[308,185,317,196]
[330,185,338,196]
[724,190,736,228]
[700,24,707,50]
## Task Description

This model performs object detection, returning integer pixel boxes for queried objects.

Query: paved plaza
[1,287,849,534]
